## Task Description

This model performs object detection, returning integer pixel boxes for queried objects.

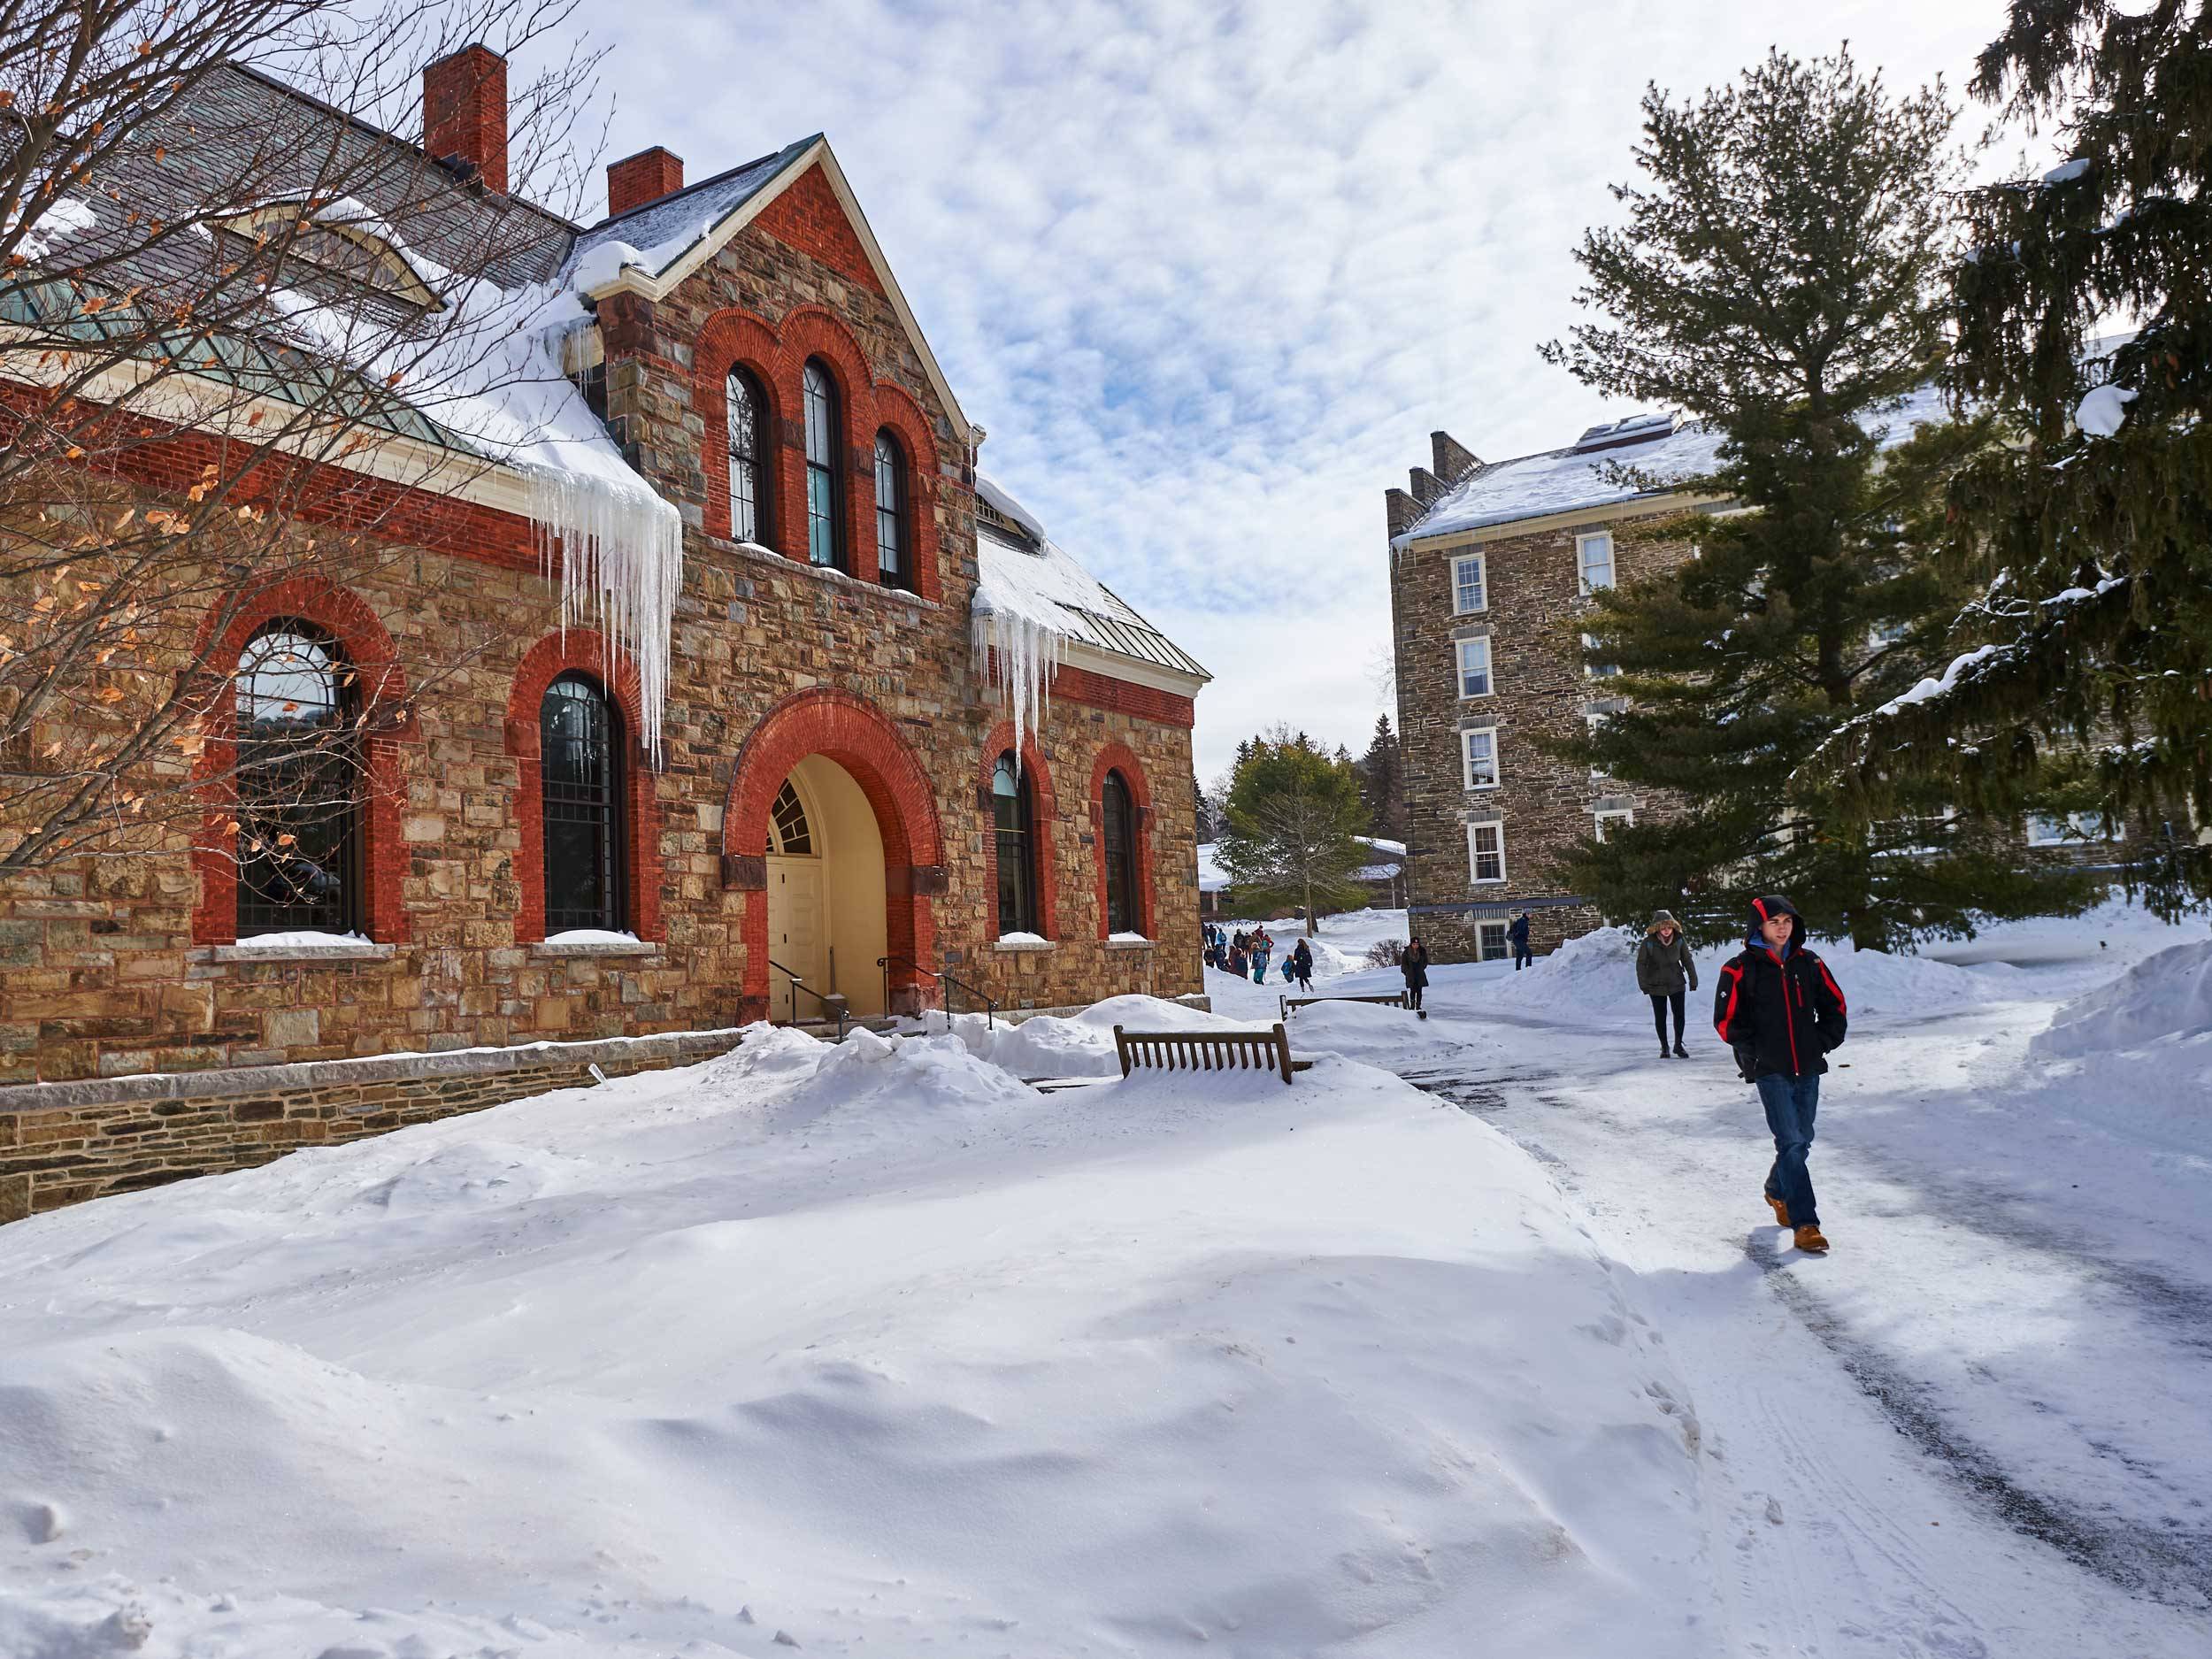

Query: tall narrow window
[726,367,769,544]
[1452,552,1487,614]
[803,359,842,569]
[1463,726,1499,790]
[541,673,626,933]
[1102,769,1139,935]
[874,429,907,588]
[1455,635,1493,698]
[236,623,359,936]
[1468,821,1506,884]
[993,752,1040,938]
[1578,531,1616,592]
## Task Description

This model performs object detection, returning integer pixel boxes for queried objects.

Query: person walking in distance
[1713,895,1848,1255]
[1287,937,1314,993]
[1637,909,1698,1058]
[1508,910,1534,971]
[1400,934,1431,1014]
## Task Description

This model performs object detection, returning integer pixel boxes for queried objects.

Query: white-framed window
[1455,635,1493,699]
[1478,921,1509,961]
[1582,634,1621,679]
[1467,820,1506,884]
[1578,531,1615,593]
[1594,807,1635,842]
[1462,726,1499,790]
[2026,811,2120,847]
[1584,708,1609,781]
[1452,551,1488,615]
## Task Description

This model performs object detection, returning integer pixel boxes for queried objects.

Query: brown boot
[1793,1224,1829,1255]
[1766,1194,1791,1227]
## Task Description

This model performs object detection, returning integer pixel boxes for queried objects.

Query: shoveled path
[1395,1002,2212,1659]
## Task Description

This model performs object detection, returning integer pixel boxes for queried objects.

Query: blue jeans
[1755,1071,1820,1228]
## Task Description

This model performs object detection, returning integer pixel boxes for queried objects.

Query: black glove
[1733,1046,1757,1083]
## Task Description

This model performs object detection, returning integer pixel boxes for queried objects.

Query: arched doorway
[725,688,944,1025]
[764,758,889,1020]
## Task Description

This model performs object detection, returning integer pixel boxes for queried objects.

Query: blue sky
[584,0,2016,780]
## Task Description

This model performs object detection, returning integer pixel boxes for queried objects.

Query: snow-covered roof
[971,473,1210,685]
[564,138,815,287]
[1394,383,1954,548]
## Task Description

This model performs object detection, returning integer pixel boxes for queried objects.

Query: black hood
[1746,895,1806,953]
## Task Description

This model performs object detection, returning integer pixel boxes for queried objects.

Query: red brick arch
[189,577,415,946]
[503,630,664,944]
[979,724,1060,942]
[688,303,945,596]
[694,309,787,549]
[1087,742,1156,941]
[724,687,943,1018]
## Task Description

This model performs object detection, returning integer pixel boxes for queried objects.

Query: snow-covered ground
[3,902,2208,1655]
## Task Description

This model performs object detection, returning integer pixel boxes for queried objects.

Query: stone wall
[1391,503,1690,964]
[0,162,1203,1092]
[0,1028,745,1224]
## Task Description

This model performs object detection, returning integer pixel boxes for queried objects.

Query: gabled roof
[1394,382,1953,549]
[972,472,1210,688]
[565,136,972,445]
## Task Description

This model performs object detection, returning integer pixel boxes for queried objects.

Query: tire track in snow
[1741,1229,2212,1608]
[1409,1057,2212,1616]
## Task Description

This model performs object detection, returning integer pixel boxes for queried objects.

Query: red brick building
[0,50,1207,1220]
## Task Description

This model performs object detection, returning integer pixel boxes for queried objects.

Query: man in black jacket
[1712,895,1848,1255]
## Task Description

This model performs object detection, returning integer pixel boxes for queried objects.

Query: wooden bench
[1112,1022,1304,1084]
[1279,992,1409,1019]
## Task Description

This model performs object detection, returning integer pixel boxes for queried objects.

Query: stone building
[0,50,1206,1220]
[1383,417,1723,964]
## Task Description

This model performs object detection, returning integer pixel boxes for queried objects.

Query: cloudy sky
[584,0,2018,780]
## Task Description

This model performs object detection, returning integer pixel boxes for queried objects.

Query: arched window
[771,779,813,856]
[235,623,359,936]
[541,672,626,933]
[993,751,1040,938]
[1102,769,1140,935]
[873,429,906,588]
[726,367,770,545]
[803,359,842,570]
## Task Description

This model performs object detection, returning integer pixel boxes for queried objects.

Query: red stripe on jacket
[1715,964,1743,1041]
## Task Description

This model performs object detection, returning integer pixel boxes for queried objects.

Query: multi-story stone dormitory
[1384,393,1951,964]
[0,49,1208,1222]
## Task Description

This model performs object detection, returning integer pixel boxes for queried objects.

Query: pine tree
[1216,727,1371,936]
[1537,47,2097,948]
[1354,714,1407,842]
[1817,1,2212,915]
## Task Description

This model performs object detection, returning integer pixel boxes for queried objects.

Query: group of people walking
[1203,923,1313,990]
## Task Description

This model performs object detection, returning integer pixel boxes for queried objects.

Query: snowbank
[2032,938,2212,1060]
[0,1006,1717,1655]
[1470,926,2000,1026]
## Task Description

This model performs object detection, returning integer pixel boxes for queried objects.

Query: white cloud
[588,0,2008,775]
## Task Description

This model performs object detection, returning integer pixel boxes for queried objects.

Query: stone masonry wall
[0,163,1202,1094]
[1392,503,1692,964]
[0,1029,745,1223]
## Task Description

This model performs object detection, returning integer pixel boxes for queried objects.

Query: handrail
[879,954,998,1029]
[767,956,849,1041]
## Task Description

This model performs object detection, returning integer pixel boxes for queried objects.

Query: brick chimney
[607,146,686,217]
[424,44,509,194]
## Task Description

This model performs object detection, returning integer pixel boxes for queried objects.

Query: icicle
[524,465,684,763]
[972,603,1065,766]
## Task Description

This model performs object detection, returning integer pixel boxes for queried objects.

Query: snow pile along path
[0,1009,1717,1656]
